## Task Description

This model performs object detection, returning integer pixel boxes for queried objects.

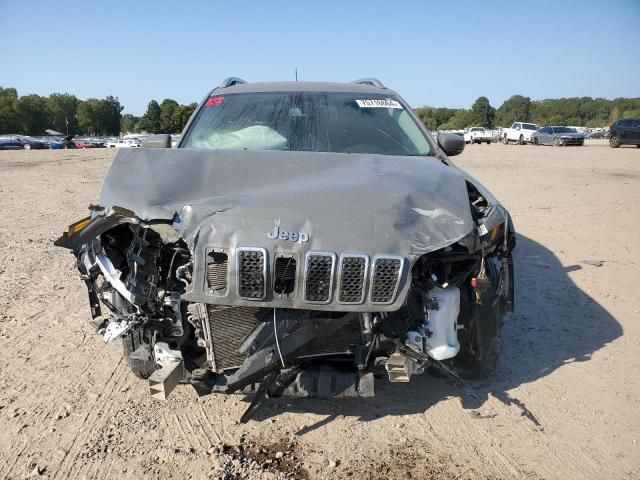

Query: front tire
[503,134,509,144]
[610,135,620,148]
[23,144,31,150]
[454,257,511,379]
[553,137,562,146]
[518,135,524,145]
[534,138,539,145]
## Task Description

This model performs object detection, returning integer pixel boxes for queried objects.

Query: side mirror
[142,134,172,148]
[437,132,465,157]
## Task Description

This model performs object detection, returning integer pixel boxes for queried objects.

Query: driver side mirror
[437,132,465,157]
[142,134,172,148]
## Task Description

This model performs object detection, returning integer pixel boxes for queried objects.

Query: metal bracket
[149,361,184,400]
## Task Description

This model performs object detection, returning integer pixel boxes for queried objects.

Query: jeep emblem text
[268,225,309,244]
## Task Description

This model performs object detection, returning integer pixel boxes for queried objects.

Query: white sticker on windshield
[356,99,403,109]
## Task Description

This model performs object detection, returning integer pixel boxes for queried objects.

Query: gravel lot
[0,141,639,480]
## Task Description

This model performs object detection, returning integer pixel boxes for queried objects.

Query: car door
[538,127,549,144]
[618,119,635,142]
[629,119,640,143]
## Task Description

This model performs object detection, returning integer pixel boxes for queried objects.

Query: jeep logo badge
[268,225,309,244]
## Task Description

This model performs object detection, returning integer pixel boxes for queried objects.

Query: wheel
[534,138,539,145]
[503,134,509,144]
[63,145,68,149]
[486,141,491,144]
[454,256,511,379]
[636,145,640,148]
[122,327,156,379]
[518,135,524,145]
[23,143,31,150]
[553,137,562,146]
[609,135,620,148]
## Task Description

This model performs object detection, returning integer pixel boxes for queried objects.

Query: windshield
[522,124,538,130]
[553,127,575,133]
[181,92,431,156]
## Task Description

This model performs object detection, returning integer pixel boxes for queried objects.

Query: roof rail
[351,78,385,89]
[220,77,247,88]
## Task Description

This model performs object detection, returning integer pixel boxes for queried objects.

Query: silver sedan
[533,126,585,146]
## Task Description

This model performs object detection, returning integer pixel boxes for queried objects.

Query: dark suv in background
[609,118,640,148]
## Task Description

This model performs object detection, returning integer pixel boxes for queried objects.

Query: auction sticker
[356,99,403,109]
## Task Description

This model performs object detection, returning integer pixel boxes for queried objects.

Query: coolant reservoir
[424,287,460,360]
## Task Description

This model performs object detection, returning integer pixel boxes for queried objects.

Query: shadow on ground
[248,233,623,429]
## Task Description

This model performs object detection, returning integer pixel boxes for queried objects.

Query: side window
[631,119,640,128]
[514,123,521,130]
[620,119,632,127]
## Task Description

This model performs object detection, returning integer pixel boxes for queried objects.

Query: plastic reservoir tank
[423,286,461,361]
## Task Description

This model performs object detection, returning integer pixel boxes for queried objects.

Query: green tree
[159,99,179,133]
[100,96,123,135]
[439,110,474,130]
[120,113,138,134]
[15,94,51,134]
[47,93,79,134]
[496,95,532,127]
[77,99,102,135]
[0,87,20,134]
[170,103,197,133]
[76,96,122,135]
[470,96,496,128]
[137,100,161,133]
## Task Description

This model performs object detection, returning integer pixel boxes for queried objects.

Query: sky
[1,0,639,116]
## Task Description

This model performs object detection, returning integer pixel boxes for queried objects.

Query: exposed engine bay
[56,147,515,422]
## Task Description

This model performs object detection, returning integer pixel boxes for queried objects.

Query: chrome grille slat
[236,247,267,300]
[338,254,368,304]
[304,252,336,303]
[370,255,403,304]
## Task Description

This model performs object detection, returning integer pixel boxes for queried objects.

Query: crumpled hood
[99,148,475,262]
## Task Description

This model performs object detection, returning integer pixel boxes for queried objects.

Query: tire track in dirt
[54,358,126,480]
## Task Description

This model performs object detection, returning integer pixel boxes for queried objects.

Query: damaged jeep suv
[56,78,515,421]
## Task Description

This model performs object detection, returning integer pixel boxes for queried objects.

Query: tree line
[416,95,640,130]
[2,85,640,136]
[122,100,198,135]
[0,86,196,136]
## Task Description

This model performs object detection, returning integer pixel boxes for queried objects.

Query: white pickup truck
[104,138,142,148]
[464,127,493,144]
[502,122,539,144]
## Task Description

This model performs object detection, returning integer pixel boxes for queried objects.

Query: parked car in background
[532,126,585,146]
[609,118,640,148]
[502,122,539,144]
[0,135,50,150]
[105,138,142,148]
[464,127,493,144]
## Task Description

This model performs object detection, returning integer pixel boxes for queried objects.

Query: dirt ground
[0,141,639,480]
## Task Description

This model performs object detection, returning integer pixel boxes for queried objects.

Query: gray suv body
[56,78,515,421]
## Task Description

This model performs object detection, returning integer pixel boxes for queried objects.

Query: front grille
[338,255,367,304]
[304,253,335,303]
[237,248,266,300]
[206,251,228,291]
[206,305,269,371]
[370,256,402,304]
[273,256,297,295]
